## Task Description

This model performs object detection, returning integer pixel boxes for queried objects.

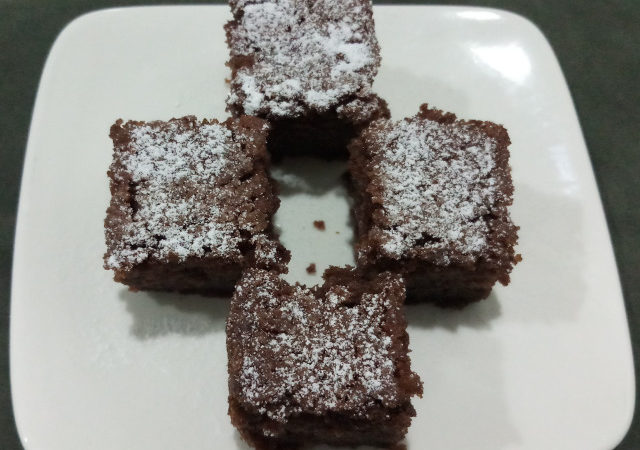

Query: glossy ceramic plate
[11,6,634,450]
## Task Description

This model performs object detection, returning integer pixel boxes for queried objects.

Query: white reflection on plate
[471,43,532,84]
[456,10,501,21]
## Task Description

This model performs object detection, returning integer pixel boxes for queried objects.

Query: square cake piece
[104,115,289,295]
[349,104,520,307]
[227,267,422,449]
[225,0,390,158]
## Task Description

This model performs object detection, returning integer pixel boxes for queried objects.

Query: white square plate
[11,6,634,450]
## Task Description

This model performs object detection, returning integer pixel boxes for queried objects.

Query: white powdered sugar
[371,118,500,262]
[230,270,406,422]
[249,233,289,272]
[106,120,252,269]
[226,0,379,117]
[250,234,278,264]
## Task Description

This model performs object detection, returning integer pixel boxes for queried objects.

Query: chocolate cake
[227,267,422,449]
[104,115,289,295]
[225,0,390,159]
[349,104,520,307]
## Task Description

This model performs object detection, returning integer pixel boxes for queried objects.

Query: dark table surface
[1,0,638,448]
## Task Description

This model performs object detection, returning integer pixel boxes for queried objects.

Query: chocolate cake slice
[104,115,289,295]
[225,0,389,158]
[227,267,422,449]
[349,104,520,307]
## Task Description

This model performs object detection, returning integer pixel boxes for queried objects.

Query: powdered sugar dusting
[226,0,379,118]
[369,118,500,262]
[250,234,278,264]
[105,118,264,270]
[228,269,408,424]
[250,233,290,272]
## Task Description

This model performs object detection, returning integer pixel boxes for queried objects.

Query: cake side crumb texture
[226,0,380,118]
[105,116,274,271]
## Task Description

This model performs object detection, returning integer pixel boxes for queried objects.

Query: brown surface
[227,267,422,449]
[312,220,325,231]
[224,0,390,158]
[104,115,288,295]
[305,263,316,274]
[349,104,520,306]
[263,95,390,159]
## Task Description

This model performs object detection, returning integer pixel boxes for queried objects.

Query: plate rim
[9,5,635,449]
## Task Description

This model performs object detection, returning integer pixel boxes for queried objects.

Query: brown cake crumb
[349,104,519,306]
[313,220,326,231]
[305,263,317,274]
[227,267,422,449]
[103,115,289,295]
[225,0,390,158]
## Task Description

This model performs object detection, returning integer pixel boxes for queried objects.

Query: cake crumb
[313,220,326,231]
[306,263,317,274]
